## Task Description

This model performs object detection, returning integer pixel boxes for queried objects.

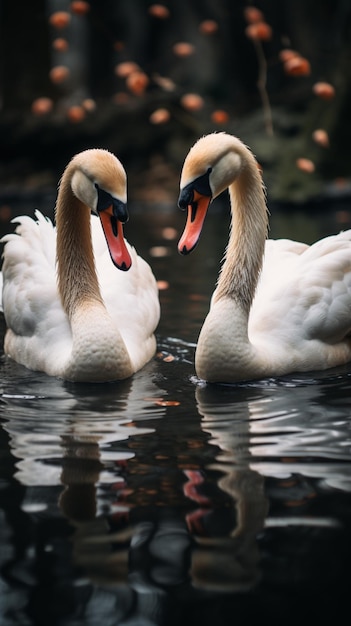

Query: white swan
[178,132,351,383]
[1,149,160,382]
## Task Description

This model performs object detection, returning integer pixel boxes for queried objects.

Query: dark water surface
[1,201,351,625]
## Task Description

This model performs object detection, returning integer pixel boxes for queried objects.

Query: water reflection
[2,366,164,491]
[198,372,351,502]
[1,340,351,623]
[193,374,351,602]
[191,385,269,592]
[0,357,169,620]
[199,373,351,477]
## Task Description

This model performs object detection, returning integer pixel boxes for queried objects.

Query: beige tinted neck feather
[55,165,103,319]
[214,153,268,312]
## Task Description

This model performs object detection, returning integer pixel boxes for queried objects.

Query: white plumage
[1,149,160,382]
[178,132,351,383]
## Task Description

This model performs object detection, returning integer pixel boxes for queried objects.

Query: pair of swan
[2,134,351,383]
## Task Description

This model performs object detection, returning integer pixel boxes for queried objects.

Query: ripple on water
[195,372,351,494]
[0,358,169,493]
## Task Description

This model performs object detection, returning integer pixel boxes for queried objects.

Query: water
[0,200,351,625]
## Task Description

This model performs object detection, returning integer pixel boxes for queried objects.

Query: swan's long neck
[54,164,133,382]
[214,152,268,313]
[56,167,102,318]
[195,145,269,383]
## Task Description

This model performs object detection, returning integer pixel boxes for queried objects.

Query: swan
[1,149,160,382]
[177,132,351,383]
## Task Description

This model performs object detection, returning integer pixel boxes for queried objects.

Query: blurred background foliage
[0,0,351,205]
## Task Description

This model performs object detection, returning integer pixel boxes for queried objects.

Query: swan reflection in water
[0,364,164,562]
[189,384,269,591]
[191,372,351,590]
[2,362,351,622]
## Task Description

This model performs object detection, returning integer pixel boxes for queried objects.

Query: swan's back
[250,232,351,347]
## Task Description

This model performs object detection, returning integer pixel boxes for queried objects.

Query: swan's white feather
[251,232,351,346]
[1,210,159,376]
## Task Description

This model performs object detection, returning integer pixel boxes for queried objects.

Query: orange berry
[199,19,218,34]
[279,48,298,62]
[245,22,272,42]
[312,129,329,148]
[173,42,195,57]
[70,1,90,15]
[52,37,69,52]
[180,93,204,111]
[211,109,229,124]
[296,158,315,173]
[31,97,54,115]
[284,56,311,76]
[149,108,170,124]
[67,105,85,123]
[115,61,140,77]
[312,81,335,100]
[126,71,149,95]
[148,4,170,19]
[82,98,96,112]
[49,65,70,83]
[49,11,70,29]
[244,7,264,23]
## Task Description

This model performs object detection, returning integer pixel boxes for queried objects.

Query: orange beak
[178,190,211,255]
[98,205,132,271]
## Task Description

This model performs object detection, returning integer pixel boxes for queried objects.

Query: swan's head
[69,149,131,270]
[177,133,244,254]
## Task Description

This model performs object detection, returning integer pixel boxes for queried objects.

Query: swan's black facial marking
[95,183,132,270]
[178,186,194,212]
[95,184,129,224]
[96,184,113,211]
[178,168,212,211]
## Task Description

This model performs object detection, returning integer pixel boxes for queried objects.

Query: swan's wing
[1,211,70,349]
[296,231,351,341]
[249,238,309,321]
[250,231,351,345]
[91,216,160,370]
